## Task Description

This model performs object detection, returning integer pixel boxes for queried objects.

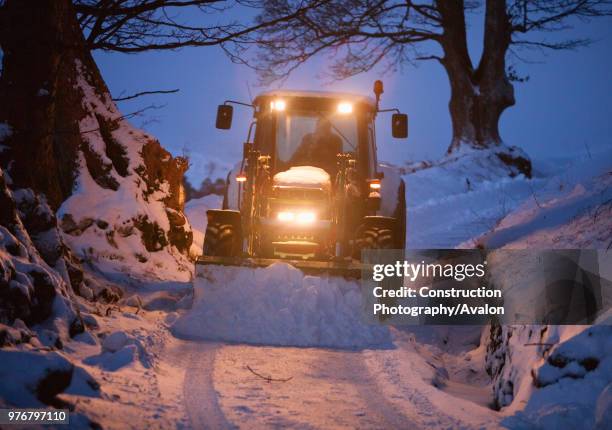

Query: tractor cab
[205,82,408,271]
[251,91,377,181]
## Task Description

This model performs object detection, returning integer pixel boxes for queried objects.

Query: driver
[289,118,343,176]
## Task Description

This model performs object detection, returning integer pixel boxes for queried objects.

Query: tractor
[199,81,407,276]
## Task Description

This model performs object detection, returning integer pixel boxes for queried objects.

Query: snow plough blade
[195,255,370,279]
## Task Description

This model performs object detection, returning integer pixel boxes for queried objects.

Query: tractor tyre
[354,225,395,260]
[359,226,395,249]
[203,222,240,257]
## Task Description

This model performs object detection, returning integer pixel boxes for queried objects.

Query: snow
[406,146,537,248]
[499,325,612,429]
[407,145,611,249]
[402,146,611,428]
[102,331,130,352]
[56,59,193,282]
[467,153,612,248]
[201,328,498,429]
[595,384,612,429]
[172,262,391,348]
[0,349,94,407]
[38,280,192,428]
[184,194,223,255]
[273,165,331,189]
[2,128,611,427]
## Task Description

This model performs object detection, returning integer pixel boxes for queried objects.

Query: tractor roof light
[337,102,353,114]
[270,99,286,111]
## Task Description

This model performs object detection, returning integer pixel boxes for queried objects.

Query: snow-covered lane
[169,333,500,429]
[178,342,413,429]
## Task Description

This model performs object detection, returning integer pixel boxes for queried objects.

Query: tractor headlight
[270,99,286,111]
[296,211,316,223]
[277,211,295,222]
[277,210,316,224]
[337,102,353,114]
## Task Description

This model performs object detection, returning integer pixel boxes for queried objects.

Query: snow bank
[405,146,538,248]
[184,194,223,255]
[466,147,612,249]
[407,145,612,249]
[172,263,391,349]
[403,145,612,427]
[498,325,612,429]
[0,349,99,407]
[273,166,331,189]
[57,59,193,282]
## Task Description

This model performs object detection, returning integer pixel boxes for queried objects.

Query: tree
[247,0,612,154]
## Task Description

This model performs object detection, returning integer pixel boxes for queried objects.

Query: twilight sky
[94,8,612,184]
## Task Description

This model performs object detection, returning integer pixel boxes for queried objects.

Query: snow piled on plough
[171,262,391,349]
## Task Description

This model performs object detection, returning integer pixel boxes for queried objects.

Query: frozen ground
[2,147,610,429]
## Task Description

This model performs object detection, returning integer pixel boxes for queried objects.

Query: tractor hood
[273,166,331,190]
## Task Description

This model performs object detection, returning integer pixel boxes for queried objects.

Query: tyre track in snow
[180,342,234,429]
[203,344,418,429]
[314,348,419,429]
[175,340,497,429]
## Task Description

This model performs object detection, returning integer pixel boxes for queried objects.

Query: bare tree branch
[112,88,179,101]
[238,0,611,84]
[246,365,293,382]
[73,0,328,53]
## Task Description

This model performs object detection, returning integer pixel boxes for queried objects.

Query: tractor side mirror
[216,105,233,129]
[392,113,408,138]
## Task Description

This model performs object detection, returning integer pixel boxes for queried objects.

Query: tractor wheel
[353,225,395,260]
[359,226,395,249]
[203,222,240,257]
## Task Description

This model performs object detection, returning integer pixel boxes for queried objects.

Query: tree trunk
[0,0,84,208]
[438,0,515,153]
